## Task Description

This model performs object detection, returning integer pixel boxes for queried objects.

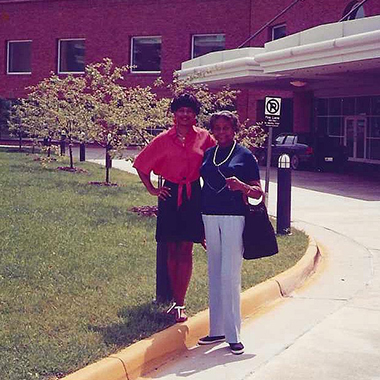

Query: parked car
[254,133,348,171]
[313,134,349,171]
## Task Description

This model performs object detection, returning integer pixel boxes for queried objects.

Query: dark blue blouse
[200,143,260,215]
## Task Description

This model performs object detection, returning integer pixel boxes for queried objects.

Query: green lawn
[0,149,308,380]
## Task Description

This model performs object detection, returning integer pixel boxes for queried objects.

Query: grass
[0,149,308,380]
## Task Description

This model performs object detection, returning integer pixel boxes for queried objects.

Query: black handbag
[243,202,279,260]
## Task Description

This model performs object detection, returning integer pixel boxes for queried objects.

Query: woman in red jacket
[133,93,215,322]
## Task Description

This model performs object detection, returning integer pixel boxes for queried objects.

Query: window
[342,1,366,20]
[316,96,380,162]
[283,135,295,145]
[317,98,328,115]
[329,98,343,116]
[329,117,343,136]
[7,40,32,74]
[342,97,355,115]
[192,34,225,59]
[131,36,161,73]
[58,39,85,74]
[356,97,370,115]
[271,24,286,41]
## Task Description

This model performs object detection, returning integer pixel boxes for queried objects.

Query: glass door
[344,117,367,160]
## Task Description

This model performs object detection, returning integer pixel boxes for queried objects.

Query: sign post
[264,96,282,206]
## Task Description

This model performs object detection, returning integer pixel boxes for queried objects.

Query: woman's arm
[136,169,171,200]
[225,177,263,200]
[241,179,263,199]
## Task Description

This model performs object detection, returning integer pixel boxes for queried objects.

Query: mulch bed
[130,205,158,217]
[34,156,57,162]
[88,181,118,186]
[57,166,89,173]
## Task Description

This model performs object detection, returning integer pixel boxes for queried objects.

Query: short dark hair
[170,92,201,115]
[209,110,239,132]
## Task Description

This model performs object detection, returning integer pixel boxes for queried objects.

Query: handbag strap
[247,194,264,206]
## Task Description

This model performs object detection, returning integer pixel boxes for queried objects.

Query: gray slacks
[202,215,245,344]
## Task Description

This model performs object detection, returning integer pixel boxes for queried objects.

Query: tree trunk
[79,143,85,161]
[105,145,111,183]
[18,132,22,152]
[106,164,110,183]
[60,136,66,156]
[69,144,74,169]
[47,137,51,157]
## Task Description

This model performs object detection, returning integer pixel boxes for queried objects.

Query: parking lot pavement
[260,165,380,202]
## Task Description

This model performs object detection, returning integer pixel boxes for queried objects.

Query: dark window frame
[130,36,162,73]
[7,40,32,74]
[271,24,287,41]
[191,34,226,59]
[342,1,366,20]
[58,38,85,74]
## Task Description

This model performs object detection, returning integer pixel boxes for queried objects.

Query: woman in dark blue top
[198,111,263,355]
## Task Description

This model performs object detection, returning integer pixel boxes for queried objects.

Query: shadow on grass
[89,302,175,348]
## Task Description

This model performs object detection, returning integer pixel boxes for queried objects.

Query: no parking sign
[264,96,281,128]
[263,96,282,206]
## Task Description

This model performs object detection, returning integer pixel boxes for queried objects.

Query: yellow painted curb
[115,309,209,380]
[63,234,320,380]
[273,235,321,297]
[241,279,282,318]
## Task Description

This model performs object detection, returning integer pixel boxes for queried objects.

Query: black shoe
[229,342,244,355]
[198,335,226,345]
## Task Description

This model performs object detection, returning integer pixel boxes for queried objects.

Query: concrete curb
[63,234,321,380]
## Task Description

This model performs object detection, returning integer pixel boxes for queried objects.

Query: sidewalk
[91,158,380,379]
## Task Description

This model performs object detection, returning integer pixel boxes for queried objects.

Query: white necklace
[213,140,236,167]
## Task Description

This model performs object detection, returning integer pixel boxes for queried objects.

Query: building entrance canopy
[178,15,380,92]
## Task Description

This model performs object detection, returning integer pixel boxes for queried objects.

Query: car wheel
[290,154,300,170]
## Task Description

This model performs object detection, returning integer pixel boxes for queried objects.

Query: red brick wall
[247,0,380,47]
[0,0,251,98]
[1,0,380,127]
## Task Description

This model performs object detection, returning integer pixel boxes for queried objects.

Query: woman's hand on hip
[150,186,171,200]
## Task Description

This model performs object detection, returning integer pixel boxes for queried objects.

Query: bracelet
[246,185,262,197]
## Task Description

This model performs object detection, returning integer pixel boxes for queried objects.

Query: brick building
[1,0,380,165]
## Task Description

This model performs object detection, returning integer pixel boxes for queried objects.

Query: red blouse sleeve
[205,132,216,150]
[133,136,163,175]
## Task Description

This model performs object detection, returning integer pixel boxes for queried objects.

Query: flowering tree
[8,58,265,184]
[156,73,266,149]
[9,74,92,168]
[8,97,55,156]
[0,99,12,139]
[32,74,90,169]
[235,121,267,151]
[85,58,172,183]
[8,100,25,152]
